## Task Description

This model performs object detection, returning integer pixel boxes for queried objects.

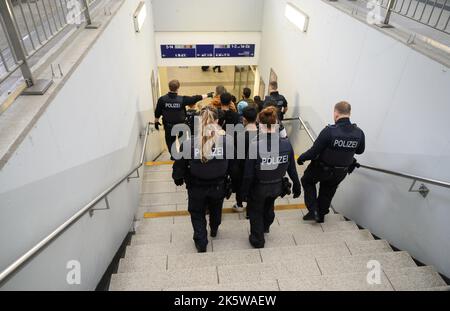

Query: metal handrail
[283,116,450,190]
[0,122,153,285]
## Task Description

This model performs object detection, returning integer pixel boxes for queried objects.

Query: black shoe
[264,227,270,234]
[195,243,207,253]
[302,211,315,221]
[210,228,218,238]
[249,235,264,249]
[314,210,325,223]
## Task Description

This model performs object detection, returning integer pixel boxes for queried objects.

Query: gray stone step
[131,231,172,246]
[346,240,393,255]
[278,272,394,291]
[142,171,173,182]
[125,241,213,258]
[217,259,321,285]
[117,255,167,273]
[384,266,447,291]
[109,266,218,291]
[168,249,262,270]
[277,213,344,225]
[316,251,416,275]
[140,192,188,206]
[260,242,351,263]
[294,229,375,246]
[212,234,296,252]
[141,181,186,194]
[165,280,280,291]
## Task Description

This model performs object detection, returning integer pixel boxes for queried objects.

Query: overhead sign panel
[161,44,255,59]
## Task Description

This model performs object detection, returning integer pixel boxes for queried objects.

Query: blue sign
[196,45,214,58]
[161,45,196,58]
[161,44,255,59]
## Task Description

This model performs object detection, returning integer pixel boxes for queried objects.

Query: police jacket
[298,118,365,167]
[185,109,199,135]
[242,133,300,196]
[155,92,204,125]
[263,92,288,120]
[172,132,234,185]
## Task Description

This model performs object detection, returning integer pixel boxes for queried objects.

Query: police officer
[172,106,233,253]
[263,81,288,121]
[297,101,365,223]
[185,102,199,136]
[154,80,213,156]
[242,107,301,249]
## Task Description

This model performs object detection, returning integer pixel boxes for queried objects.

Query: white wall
[0,0,161,290]
[155,32,261,67]
[259,0,450,277]
[152,0,264,32]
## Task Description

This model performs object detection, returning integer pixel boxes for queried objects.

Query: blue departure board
[161,44,255,59]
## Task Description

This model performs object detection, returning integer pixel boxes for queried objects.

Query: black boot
[303,211,315,221]
[195,243,207,253]
[249,235,264,249]
[314,210,325,223]
[210,228,218,238]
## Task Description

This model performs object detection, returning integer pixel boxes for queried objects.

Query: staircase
[109,152,449,291]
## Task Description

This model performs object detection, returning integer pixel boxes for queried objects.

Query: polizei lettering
[261,155,288,166]
[165,102,181,109]
[333,139,358,148]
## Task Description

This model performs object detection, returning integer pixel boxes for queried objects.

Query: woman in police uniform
[241,107,302,249]
[172,107,232,253]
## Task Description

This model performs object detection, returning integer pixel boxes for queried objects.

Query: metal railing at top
[365,0,450,34]
[0,0,102,95]
[283,116,450,197]
[0,122,154,285]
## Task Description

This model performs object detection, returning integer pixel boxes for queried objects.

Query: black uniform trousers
[187,182,225,248]
[247,182,282,248]
[164,123,184,156]
[301,161,348,217]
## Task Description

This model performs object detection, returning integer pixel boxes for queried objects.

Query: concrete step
[294,229,375,246]
[345,240,393,255]
[141,181,186,194]
[316,251,416,275]
[217,259,322,285]
[125,241,213,258]
[212,234,296,252]
[277,213,344,225]
[118,255,167,273]
[167,249,262,271]
[109,266,218,291]
[384,266,448,291]
[140,192,188,206]
[278,272,394,291]
[164,280,280,291]
[142,170,173,182]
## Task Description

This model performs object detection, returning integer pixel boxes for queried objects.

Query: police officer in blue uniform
[242,107,301,249]
[154,80,213,155]
[263,81,288,121]
[172,106,233,253]
[298,101,365,223]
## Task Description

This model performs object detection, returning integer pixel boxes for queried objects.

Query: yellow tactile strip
[143,204,306,219]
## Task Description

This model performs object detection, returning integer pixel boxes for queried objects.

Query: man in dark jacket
[154,80,213,156]
[298,101,365,223]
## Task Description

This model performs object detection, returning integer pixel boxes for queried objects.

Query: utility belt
[315,161,349,173]
[188,175,226,186]
[256,178,283,185]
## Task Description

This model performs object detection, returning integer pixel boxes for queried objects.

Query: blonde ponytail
[198,107,221,163]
